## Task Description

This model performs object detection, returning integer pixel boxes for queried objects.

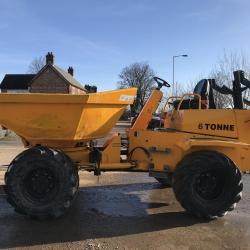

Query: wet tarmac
[0,171,250,250]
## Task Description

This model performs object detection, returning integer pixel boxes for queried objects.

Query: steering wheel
[153,77,171,89]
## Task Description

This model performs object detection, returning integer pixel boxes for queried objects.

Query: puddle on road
[78,183,165,217]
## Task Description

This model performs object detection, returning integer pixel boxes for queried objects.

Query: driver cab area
[171,79,216,110]
[161,70,250,134]
[168,70,250,112]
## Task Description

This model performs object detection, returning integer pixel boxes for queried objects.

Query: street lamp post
[172,54,188,96]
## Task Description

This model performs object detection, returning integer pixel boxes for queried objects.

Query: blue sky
[1,0,250,91]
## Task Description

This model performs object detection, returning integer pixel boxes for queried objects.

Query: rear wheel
[5,146,79,220]
[173,151,242,219]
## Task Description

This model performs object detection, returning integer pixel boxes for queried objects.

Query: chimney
[46,52,54,65]
[68,66,74,76]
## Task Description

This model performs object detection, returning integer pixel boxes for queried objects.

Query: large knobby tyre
[172,151,243,219]
[4,146,79,220]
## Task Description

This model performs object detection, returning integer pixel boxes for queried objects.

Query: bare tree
[118,62,156,115]
[28,56,45,73]
[209,51,250,108]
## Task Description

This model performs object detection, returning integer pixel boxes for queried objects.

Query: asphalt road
[0,136,250,250]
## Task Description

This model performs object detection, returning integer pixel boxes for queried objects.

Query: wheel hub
[24,168,57,200]
[195,170,223,200]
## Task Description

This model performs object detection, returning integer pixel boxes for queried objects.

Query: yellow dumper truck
[2,70,249,220]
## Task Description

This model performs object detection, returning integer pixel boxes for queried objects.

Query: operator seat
[173,79,216,109]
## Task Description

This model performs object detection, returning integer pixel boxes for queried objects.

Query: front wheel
[5,146,79,220]
[173,151,243,219]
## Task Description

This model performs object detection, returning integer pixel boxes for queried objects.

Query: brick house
[0,52,87,94]
[30,52,86,94]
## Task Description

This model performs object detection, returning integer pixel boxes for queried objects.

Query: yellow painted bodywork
[128,104,250,173]
[167,109,238,138]
[131,90,162,130]
[63,134,135,170]
[0,88,137,147]
[62,147,90,164]
[101,134,122,166]
[128,129,250,172]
